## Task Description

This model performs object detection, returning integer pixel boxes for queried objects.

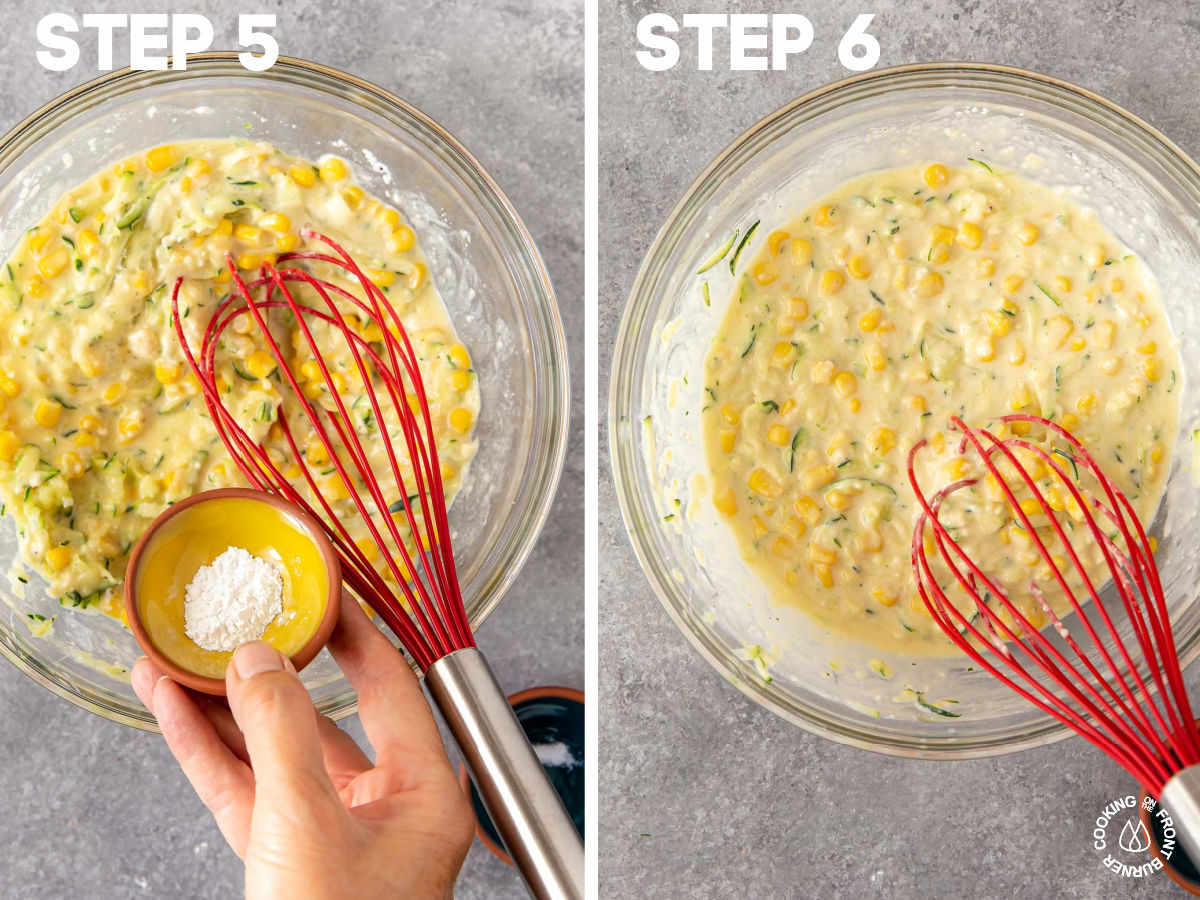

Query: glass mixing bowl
[0,54,568,730]
[610,63,1200,758]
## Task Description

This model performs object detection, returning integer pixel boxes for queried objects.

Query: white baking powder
[184,546,284,653]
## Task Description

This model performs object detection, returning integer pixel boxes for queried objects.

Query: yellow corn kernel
[38,249,69,279]
[1076,392,1098,416]
[847,254,872,280]
[118,411,143,442]
[1047,316,1074,350]
[449,407,473,434]
[143,146,175,172]
[1136,312,1154,328]
[1100,357,1121,375]
[815,564,834,588]
[1060,413,1079,432]
[767,230,789,256]
[154,362,181,385]
[833,371,858,397]
[868,427,896,456]
[825,489,852,511]
[1007,340,1026,365]
[24,275,47,299]
[319,157,349,183]
[944,457,969,480]
[266,232,296,255]
[752,261,778,286]
[923,164,948,188]
[0,430,17,462]
[790,237,812,267]
[1015,223,1039,245]
[930,431,947,454]
[907,395,927,412]
[28,230,51,255]
[1069,337,1086,352]
[1149,536,1159,553]
[820,270,845,296]
[231,222,263,246]
[1002,274,1025,295]
[254,212,290,235]
[931,224,956,245]
[892,263,909,292]
[353,538,380,563]
[720,403,740,426]
[1054,275,1071,293]
[780,399,795,417]
[767,536,794,558]
[767,424,790,447]
[749,468,783,499]
[974,334,996,362]
[1008,383,1033,412]
[33,398,61,428]
[246,350,277,380]
[926,243,949,266]
[956,222,983,250]
[795,496,821,525]
[77,229,100,259]
[0,370,19,399]
[802,463,837,491]
[385,225,416,256]
[914,271,944,298]
[339,184,364,209]
[59,451,84,480]
[719,429,737,453]
[1111,278,1125,292]
[324,474,351,501]
[1142,356,1163,382]
[713,486,738,517]
[375,207,400,231]
[289,164,317,187]
[814,205,836,227]
[781,516,807,541]
[1018,497,1045,517]
[858,307,882,332]
[976,257,995,277]
[46,546,71,572]
[236,253,260,271]
[407,263,426,291]
[1138,340,1157,355]
[355,267,392,288]
[872,586,898,608]
[778,299,807,325]
[860,340,886,372]
[445,367,471,392]
[1088,320,1115,351]
[847,397,861,413]
[101,382,123,403]
[1150,443,1164,464]
[769,341,797,369]
[982,309,1010,337]
[807,360,833,385]
[73,431,99,449]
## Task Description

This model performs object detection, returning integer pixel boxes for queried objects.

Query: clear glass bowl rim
[0,53,571,730]
[609,62,1200,759]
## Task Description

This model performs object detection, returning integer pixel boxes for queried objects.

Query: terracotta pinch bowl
[124,488,341,696]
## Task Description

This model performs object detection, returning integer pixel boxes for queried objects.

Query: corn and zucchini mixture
[0,139,479,619]
[702,161,1179,653]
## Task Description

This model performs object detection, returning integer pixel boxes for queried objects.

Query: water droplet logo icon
[1118,818,1151,854]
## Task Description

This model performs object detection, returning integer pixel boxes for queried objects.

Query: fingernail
[232,641,285,680]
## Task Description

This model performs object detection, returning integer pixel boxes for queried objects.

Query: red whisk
[170,231,582,899]
[909,414,1200,862]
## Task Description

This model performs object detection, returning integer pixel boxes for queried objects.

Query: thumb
[226,641,339,809]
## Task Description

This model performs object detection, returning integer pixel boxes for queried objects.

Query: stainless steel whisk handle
[1160,767,1200,866]
[424,648,584,900]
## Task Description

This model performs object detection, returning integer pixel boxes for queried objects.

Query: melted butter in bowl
[125,489,340,692]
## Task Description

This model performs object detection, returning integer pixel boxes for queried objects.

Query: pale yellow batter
[0,139,479,619]
[703,161,1180,653]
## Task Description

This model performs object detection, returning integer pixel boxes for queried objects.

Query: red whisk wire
[170,232,474,671]
[909,414,1200,794]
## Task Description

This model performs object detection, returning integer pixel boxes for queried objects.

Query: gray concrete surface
[0,2,582,899]
[599,1,1200,897]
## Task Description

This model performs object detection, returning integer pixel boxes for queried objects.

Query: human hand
[131,597,475,900]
